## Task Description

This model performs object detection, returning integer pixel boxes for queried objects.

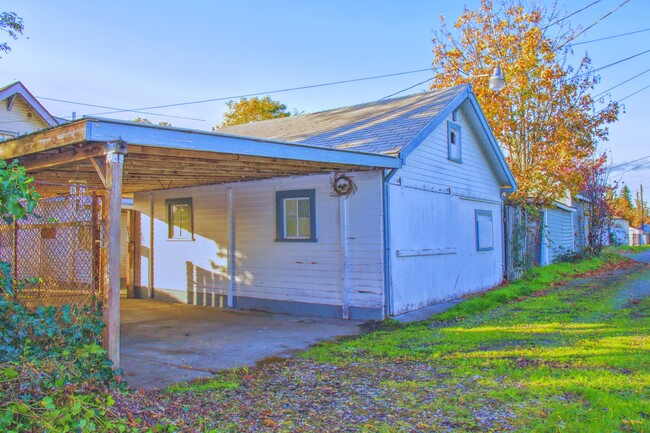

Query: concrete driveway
[120,298,362,389]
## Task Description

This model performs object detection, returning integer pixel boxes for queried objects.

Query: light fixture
[471,65,506,92]
[488,66,505,92]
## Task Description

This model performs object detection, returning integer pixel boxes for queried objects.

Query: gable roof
[219,85,467,155]
[219,84,517,190]
[0,81,59,127]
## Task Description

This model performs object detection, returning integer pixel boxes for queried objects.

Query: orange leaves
[430,0,619,205]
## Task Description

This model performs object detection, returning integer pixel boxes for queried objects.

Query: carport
[0,118,399,367]
[121,298,361,389]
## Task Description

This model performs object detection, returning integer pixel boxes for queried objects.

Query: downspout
[382,168,399,318]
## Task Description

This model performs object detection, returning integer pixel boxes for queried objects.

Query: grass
[136,250,649,432]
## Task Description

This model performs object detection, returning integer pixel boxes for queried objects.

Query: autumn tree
[216,96,292,129]
[580,155,612,255]
[133,117,172,127]
[0,12,23,58]
[430,0,619,205]
[610,184,635,222]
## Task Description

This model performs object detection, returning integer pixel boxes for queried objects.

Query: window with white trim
[276,189,316,242]
[166,198,193,240]
[447,121,462,162]
[476,209,494,251]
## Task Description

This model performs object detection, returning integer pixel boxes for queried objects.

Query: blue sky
[1,0,649,198]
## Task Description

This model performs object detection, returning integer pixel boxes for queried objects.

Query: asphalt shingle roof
[218,85,468,155]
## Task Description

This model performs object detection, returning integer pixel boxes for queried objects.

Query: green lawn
[138,250,650,432]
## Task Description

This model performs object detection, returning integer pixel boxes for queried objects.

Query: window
[447,121,462,162]
[276,189,316,242]
[166,198,193,240]
[476,210,494,251]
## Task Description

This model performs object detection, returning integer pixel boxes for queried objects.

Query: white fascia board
[85,118,401,169]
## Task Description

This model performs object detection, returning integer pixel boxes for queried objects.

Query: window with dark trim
[166,198,194,240]
[447,121,462,162]
[276,189,317,242]
[476,209,494,251]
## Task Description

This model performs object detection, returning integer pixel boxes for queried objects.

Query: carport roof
[0,117,400,195]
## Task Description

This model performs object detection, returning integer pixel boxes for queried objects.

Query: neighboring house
[638,224,650,245]
[610,218,630,246]
[541,201,576,265]
[129,84,516,318]
[0,81,59,139]
[1,83,517,320]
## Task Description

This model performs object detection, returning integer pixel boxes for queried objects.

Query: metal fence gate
[0,192,106,309]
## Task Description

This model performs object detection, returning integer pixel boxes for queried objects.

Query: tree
[216,96,291,129]
[133,117,172,127]
[580,155,612,256]
[0,12,23,58]
[610,184,635,222]
[430,0,619,205]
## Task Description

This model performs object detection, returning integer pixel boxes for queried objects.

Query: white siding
[389,104,505,315]
[0,95,50,139]
[546,207,575,263]
[132,171,384,313]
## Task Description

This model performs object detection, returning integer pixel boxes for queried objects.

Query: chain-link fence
[0,192,106,309]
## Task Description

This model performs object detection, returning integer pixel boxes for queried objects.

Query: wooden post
[148,193,154,298]
[340,196,350,319]
[126,210,136,298]
[227,187,235,308]
[12,219,18,280]
[104,140,127,368]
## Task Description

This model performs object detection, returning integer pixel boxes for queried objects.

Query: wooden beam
[7,94,16,111]
[104,141,126,368]
[90,157,107,187]
[20,143,105,171]
[0,120,87,160]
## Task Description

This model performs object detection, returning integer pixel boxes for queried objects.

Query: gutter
[382,167,399,318]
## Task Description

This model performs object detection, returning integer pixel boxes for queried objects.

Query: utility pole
[641,184,645,245]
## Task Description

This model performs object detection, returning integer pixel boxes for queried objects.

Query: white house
[0,81,59,138]
[611,218,630,246]
[128,85,517,318]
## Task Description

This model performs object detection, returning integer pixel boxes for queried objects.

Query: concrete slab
[392,298,464,323]
[120,298,362,389]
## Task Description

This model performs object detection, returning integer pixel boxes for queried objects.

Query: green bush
[0,264,126,431]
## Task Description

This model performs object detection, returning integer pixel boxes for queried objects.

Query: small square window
[166,198,193,240]
[447,121,462,162]
[276,189,316,242]
[476,209,494,251]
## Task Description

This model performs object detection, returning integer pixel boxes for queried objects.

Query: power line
[618,84,650,103]
[560,0,631,48]
[610,155,650,171]
[378,77,434,101]
[542,0,602,30]
[87,68,436,116]
[573,48,650,79]
[571,0,630,40]
[594,68,650,99]
[37,96,207,122]
[572,27,650,46]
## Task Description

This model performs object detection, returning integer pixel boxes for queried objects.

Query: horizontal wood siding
[0,96,50,138]
[546,208,575,263]
[133,171,383,311]
[389,104,505,315]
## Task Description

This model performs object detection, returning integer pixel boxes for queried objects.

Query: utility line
[572,27,650,46]
[37,96,207,122]
[560,0,631,48]
[573,48,650,79]
[378,77,435,101]
[87,68,436,116]
[541,0,601,30]
[617,83,650,103]
[594,68,650,99]
[610,155,650,170]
